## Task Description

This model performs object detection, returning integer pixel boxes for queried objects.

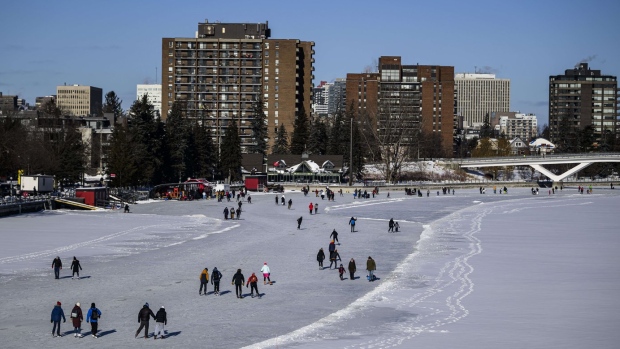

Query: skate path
[243,196,594,349]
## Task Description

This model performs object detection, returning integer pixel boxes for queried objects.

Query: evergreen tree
[165,101,189,182]
[102,91,123,116]
[272,124,290,154]
[480,113,494,138]
[128,94,164,185]
[307,117,329,155]
[350,117,367,181]
[248,96,269,156]
[106,123,137,187]
[327,109,345,155]
[55,125,86,186]
[219,119,242,181]
[193,121,217,179]
[290,105,309,154]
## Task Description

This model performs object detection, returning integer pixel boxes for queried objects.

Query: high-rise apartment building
[495,112,538,140]
[136,84,162,118]
[549,63,617,141]
[328,78,347,115]
[455,73,510,127]
[312,81,329,116]
[346,56,455,156]
[162,21,314,152]
[56,85,103,116]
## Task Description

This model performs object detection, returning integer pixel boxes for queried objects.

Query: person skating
[247,194,252,204]
[70,256,82,279]
[281,195,285,206]
[246,272,260,298]
[211,267,222,295]
[153,306,167,339]
[366,256,376,282]
[308,202,313,214]
[314,202,318,214]
[275,195,279,205]
[388,218,395,233]
[349,217,357,232]
[232,269,245,299]
[288,198,293,209]
[71,302,84,337]
[297,216,303,230]
[394,221,400,232]
[330,229,339,244]
[135,303,155,339]
[348,258,357,280]
[230,207,235,219]
[223,207,229,220]
[50,301,66,337]
[338,264,345,280]
[199,267,209,295]
[260,262,272,285]
[236,207,241,219]
[317,248,325,269]
[52,256,62,279]
[329,249,341,269]
[86,303,101,338]
[124,204,130,213]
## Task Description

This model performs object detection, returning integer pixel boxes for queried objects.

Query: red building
[75,187,109,207]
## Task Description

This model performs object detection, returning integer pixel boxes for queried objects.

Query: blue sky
[1,0,619,125]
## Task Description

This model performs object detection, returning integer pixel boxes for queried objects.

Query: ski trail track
[245,196,593,349]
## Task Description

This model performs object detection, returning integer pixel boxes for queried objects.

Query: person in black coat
[231,269,245,299]
[330,229,339,244]
[388,218,395,233]
[211,267,222,295]
[223,207,229,220]
[329,249,341,269]
[316,248,325,269]
[348,258,357,280]
[70,256,82,279]
[52,256,62,279]
[154,306,167,339]
[297,216,303,230]
[135,303,155,339]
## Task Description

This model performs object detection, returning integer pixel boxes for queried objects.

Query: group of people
[51,256,82,280]
[200,263,272,299]
[50,301,101,338]
[315,229,377,282]
[135,303,167,339]
[223,201,242,220]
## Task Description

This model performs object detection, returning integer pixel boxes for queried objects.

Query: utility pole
[349,117,353,186]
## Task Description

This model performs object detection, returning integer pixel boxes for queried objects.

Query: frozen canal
[0,186,619,348]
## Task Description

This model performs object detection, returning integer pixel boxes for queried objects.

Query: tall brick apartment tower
[162,21,314,153]
[346,56,455,156]
[549,63,617,143]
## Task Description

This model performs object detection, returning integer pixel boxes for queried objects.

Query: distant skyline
[1,0,619,125]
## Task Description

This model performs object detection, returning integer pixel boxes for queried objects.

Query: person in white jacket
[260,262,272,285]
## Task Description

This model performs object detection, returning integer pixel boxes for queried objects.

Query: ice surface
[0,186,619,348]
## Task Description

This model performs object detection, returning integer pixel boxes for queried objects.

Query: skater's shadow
[79,276,91,279]
[59,276,73,279]
[268,280,276,285]
[97,329,116,337]
[166,331,182,337]
[219,290,231,296]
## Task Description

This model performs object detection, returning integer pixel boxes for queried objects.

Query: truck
[20,175,55,193]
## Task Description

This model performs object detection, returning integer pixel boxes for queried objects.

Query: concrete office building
[346,56,455,156]
[312,81,329,116]
[549,63,618,141]
[455,73,510,127]
[56,85,103,116]
[136,84,162,118]
[162,20,314,152]
[0,92,18,115]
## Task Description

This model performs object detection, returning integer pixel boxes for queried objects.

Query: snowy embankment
[1,187,619,349]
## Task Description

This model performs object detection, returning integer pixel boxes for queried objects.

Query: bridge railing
[453,152,620,164]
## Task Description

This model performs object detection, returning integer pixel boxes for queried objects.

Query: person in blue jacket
[86,302,102,338]
[50,301,66,337]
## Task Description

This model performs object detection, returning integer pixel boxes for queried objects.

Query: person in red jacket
[309,202,314,214]
[71,302,84,337]
[246,272,260,298]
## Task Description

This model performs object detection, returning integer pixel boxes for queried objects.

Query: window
[275,59,279,66]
